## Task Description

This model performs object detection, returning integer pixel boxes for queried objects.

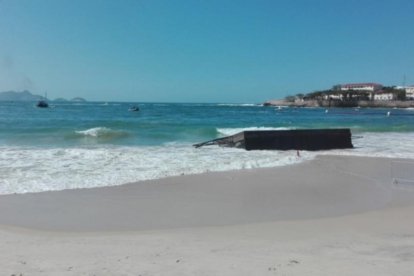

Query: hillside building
[407,86,414,100]
[396,86,414,100]
[335,83,383,92]
[373,92,395,101]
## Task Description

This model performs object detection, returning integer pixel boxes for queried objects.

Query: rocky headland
[264,99,414,108]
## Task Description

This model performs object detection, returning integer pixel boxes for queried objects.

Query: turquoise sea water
[1,101,414,194]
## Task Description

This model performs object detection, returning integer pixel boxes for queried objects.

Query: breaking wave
[75,127,129,139]
[216,127,292,136]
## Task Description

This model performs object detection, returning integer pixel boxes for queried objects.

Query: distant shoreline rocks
[264,99,414,108]
[54,98,68,102]
[263,99,316,107]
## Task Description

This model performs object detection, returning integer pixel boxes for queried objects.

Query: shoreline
[1,154,414,275]
[264,99,414,108]
[1,155,413,232]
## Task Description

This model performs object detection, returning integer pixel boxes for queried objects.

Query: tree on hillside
[305,89,333,99]
[382,86,406,101]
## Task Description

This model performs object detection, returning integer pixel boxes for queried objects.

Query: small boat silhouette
[36,92,49,108]
[36,100,49,108]
[128,105,139,112]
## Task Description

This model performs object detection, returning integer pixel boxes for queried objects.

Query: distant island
[70,97,87,102]
[0,90,44,101]
[265,83,414,108]
[0,90,86,103]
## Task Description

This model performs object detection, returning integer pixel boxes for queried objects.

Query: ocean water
[1,101,414,194]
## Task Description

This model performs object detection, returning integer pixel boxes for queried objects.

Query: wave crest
[216,127,292,136]
[75,127,128,138]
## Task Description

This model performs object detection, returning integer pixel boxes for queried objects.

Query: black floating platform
[194,129,353,151]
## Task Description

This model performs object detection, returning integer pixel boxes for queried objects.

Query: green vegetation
[382,86,406,101]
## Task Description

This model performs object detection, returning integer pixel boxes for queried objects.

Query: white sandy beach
[1,155,414,275]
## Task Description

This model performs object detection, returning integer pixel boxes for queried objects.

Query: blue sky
[0,0,413,102]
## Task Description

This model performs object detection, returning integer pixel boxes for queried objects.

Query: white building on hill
[396,86,414,100]
[373,92,394,101]
[339,83,383,92]
[407,86,414,100]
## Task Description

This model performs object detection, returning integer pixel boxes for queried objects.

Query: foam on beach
[1,131,414,195]
[1,155,414,276]
[324,132,414,159]
[217,127,292,136]
[0,145,313,195]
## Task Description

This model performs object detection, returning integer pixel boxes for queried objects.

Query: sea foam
[75,127,128,139]
[75,127,113,137]
[1,131,414,195]
[217,127,292,136]
[0,145,313,195]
